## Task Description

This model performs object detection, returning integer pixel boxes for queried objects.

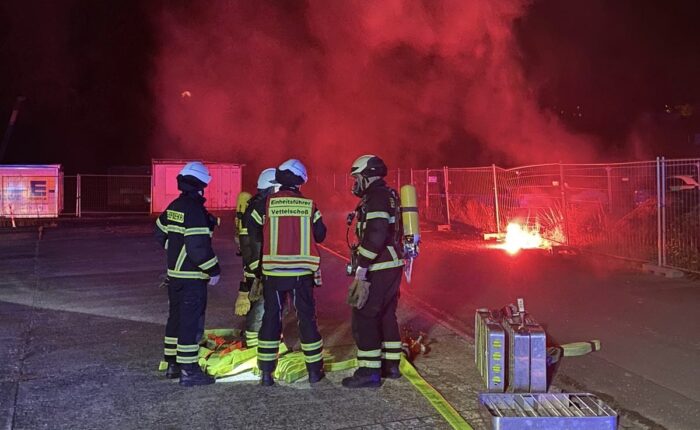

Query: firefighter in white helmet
[246,159,327,386]
[154,161,220,386]
[234,168,279,349]
[344,155,404,388]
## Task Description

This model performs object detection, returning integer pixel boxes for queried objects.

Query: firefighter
[234,168,279,348]
[247,159,327,386]
[344,155,404,388]
[155,161,220,387]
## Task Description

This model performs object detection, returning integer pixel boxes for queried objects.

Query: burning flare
[503,222,546,254]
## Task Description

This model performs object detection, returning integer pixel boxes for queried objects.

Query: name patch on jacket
[269,197,312,217]
[167,210,185,223]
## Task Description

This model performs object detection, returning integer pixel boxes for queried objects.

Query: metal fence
[4,160,697,273]
[318,157,700,274]
[75,174,151,215]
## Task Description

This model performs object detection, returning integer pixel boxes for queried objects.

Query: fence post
[410,168,414,185]
[661,157,667,266]
[656,157,662,265]
[443,166,451,227]
[76,174,82,218]
[492,164,501,235]
[425,169,429,210]
[559,164,570,245]
[606,166,613,214]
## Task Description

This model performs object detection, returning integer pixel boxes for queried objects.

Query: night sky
[0,0,699,174]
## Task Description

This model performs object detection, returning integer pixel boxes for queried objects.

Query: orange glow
[502,222,547,255]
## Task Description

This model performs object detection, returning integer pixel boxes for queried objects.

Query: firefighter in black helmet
[344,155,404,388]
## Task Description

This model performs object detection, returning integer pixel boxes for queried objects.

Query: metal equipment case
[503,312,547,393]
[475,309,506,392]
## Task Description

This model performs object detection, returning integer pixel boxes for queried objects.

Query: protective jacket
[354,179,404,272]
[247,186,326,277]
[239,192,266,291]
[155,188,220,280]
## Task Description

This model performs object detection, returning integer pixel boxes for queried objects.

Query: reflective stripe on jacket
[260,189,323,277]
[155,192,220,280]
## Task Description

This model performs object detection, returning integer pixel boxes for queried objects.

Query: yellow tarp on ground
[157,329,473,430]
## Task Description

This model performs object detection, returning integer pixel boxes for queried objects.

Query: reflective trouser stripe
[382,341,402,360]
[245,331,259,347]
[358,360,382,368]
[258,340,280,348]
[164,336,177,357]
[304,352,323,363]
[257,352,278,361]
[176,343,200,364]
[382,352,402,360]
[258,339,280,362]
[357,348,382,369]
[301,339,323,363]
[357,349,382,358]
[301,340,323,351]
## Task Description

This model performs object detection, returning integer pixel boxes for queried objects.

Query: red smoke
[151,0,596,176]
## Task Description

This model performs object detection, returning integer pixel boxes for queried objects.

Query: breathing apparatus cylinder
[400,185,420,257]
[235,191,252,232]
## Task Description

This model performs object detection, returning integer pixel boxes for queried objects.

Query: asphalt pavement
[1,217,697,429]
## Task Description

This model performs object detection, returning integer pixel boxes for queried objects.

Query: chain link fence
[4,159,695,273]
[74,174,151,216]
[312,157,700,274]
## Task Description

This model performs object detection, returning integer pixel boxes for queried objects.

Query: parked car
[667,175,700,192]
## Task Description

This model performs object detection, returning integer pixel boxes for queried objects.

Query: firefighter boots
[260,371,275,387]
[165,363,181,379]
[342,371,381,388]
[308,369,326,384]
[381,362,401,379]
[179,365,215,387]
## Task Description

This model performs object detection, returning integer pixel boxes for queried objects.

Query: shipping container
[0,164,62,218]
[151,160,243,213]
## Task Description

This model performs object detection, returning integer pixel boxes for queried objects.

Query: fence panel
[62,175,77,216]
[663,158,700,273]
[560,162,658,262]
[445,167,496,233]
[79,175,151,215]
[496,164,564,241]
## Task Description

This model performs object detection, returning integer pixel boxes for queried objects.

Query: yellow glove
[234,292,251,316]
[346,279,371,309]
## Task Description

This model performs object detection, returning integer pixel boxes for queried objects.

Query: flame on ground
[502,222,548,254]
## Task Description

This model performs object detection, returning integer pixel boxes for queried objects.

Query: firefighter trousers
[244,297,265,348]
[352,266,402,375]
[163,278,208,367]
[257,275,323,374]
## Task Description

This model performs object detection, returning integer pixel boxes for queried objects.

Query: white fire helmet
[278,159,308,184]
[257,168,279,191]
[179,161,212,185]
